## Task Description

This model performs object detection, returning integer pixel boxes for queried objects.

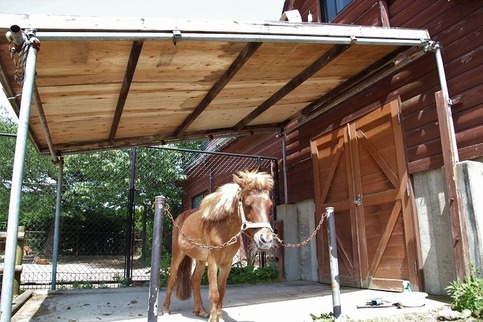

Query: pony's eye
[245,204,252,211]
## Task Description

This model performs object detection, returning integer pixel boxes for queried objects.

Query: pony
[162,170,275,322]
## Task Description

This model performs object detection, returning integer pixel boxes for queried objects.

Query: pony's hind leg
[192,260,208,318]
[162,252,185,315]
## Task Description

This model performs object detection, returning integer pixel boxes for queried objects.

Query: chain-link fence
[1,120,279,291]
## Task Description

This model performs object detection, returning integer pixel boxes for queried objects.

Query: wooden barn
[220,0,483,294]
[0,3,481,315]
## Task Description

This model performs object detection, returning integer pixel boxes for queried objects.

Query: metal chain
[7,28,40,85]
[164,205,242,250]
[273,211,327,248]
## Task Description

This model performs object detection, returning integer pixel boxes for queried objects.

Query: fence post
[125,148,137,284]
[326,206,341,321]
[148,195,165,322]
[51,157,64,290]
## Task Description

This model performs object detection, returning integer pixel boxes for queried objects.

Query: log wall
[230,0,482,204]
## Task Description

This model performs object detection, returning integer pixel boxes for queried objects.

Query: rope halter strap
[238,198,273,232]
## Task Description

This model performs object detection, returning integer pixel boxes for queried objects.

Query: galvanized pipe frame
[50,157,64,290]
[34,30,427,47]
[0,34,38,322]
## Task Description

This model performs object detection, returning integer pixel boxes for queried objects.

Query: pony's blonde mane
[200,170,273,221]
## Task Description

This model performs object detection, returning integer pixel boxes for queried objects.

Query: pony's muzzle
[254,228,274,251]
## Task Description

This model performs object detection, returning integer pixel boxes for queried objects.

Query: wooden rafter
[300,47,408,118]
[108,40,144,143]
[55,124,281,155]
[32,85,58,161]
[234,44,351,131]
[174,42,262,137]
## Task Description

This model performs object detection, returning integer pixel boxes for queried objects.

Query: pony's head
[233,170,274,251]
[199,169,275,251]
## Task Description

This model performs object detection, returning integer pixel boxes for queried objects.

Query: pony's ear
[233,170,274,191]
[233,172,245,189]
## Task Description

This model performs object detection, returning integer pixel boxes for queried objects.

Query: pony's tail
[175,256,192,300]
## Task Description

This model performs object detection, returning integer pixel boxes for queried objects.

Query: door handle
[354,193,362,206]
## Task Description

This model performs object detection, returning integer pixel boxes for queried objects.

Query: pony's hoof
[195,311,209,318]
[161,309,170,316]
[208,314,224,322]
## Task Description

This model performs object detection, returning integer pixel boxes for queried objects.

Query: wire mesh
[0,124,278,291]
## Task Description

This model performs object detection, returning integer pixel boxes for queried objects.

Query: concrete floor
[11,281,450,322]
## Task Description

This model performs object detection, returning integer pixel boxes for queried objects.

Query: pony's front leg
[207,256,221,322]
[192,260,208,318]
[216,263,232,317]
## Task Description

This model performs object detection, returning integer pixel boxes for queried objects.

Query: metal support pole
[0,32,38,322]
[148,195,166,322]
[434,43,458,163]
[51,157,64,290]
[125,148,137,284]
[281,133,288,203]
[326,206,341,321]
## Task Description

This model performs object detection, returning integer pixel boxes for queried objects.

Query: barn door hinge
[406,182,411,197]
[397,112,402,124]
[354,193,362,206]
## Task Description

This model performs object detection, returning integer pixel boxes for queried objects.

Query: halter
[238,198,273,232]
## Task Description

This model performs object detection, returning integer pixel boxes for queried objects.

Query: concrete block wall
[413,159,483,295]
[456,160,483,272]
[413,169,456,295]
[276,200,318,282]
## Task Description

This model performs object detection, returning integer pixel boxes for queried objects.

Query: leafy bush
[227,263,279,284]
[193,262,279,285]
[310,312,333,321]
[446,265,483,318]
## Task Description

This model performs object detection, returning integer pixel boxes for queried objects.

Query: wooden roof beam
[300,46,409,117]
[51,124,281,155]
[33,85,60,162]
[233,43,351,131]
[108,40,143,143]
[174,41,262,137]
[285,46,429,134]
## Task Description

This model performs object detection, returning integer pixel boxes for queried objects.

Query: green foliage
[72,280,93,289]
[157,257,279,287]
[446,265,483,318]
[310,312,333,321]
[1,108,203,258]
[226,263,279,285]
[0,114,57,254]
[113,273,129,287]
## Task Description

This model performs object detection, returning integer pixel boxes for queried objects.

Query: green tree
[0,114,58,254]
[1,106,202,262]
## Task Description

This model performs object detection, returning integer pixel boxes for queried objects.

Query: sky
[0,0,287,121]
[0,0,286,21]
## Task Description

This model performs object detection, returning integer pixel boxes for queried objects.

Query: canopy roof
[0,14,430,157]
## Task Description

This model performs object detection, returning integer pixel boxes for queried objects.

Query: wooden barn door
[310,100,420,291]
